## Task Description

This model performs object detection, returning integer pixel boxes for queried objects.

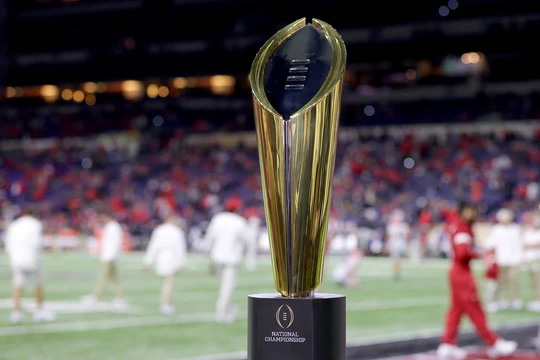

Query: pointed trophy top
[249,18,347,122]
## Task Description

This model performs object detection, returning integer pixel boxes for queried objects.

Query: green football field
[0,252,538,360]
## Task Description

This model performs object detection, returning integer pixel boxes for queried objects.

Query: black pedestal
[248,293,346,360]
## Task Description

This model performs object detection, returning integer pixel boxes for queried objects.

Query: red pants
[441,266,498,346]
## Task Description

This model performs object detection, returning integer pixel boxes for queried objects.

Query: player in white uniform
[385,210,410,280]
[523,212,540,312]
[4,209,55,324]
[144,213,187,315]
[204,199,249,323]
[485,208,523,310]
[83,210,126,308]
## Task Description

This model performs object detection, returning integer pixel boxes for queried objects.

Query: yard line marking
[0,296,446,337]
[347,296,446,311]
[0,312,222,336]
[0,294,534,338]
[0,298,140,314]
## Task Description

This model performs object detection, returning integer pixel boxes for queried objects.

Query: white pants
[484,278,499,304]
[12,266,42,287]
[216,264,238,319]
[245,243,257,272]
[388,240,406,259]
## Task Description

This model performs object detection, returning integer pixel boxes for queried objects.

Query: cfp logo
[285,59,310,91]
[276,304,295,329]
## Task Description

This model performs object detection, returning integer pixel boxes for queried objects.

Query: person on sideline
[204,198,249,323]
[385,209,410,280]
[523,212,540,312]
[143,213,187,315]
[437,202,516,360]
[485,208,524,310]
[83,210,126,308]
[4,208,55,324]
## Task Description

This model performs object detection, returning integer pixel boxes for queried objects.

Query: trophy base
[248,293,346,360]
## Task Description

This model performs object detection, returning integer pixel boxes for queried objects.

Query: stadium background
[1,0,540,359]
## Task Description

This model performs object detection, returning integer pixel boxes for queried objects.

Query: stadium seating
[1,97,539,244]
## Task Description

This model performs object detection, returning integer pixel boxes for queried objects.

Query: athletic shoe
[34,308,56,322]
[533,326,540,351]
[111,298,128,310]
[215,314,231,324]
[511,300,523,310]
[160,304,175,315]
[81,294,97,305]
[9,311,24,325]
[527,301,540,312]
[227,305,238,322]
[436,343,467,359]
[486,338,517,359]
[533,335,540,351]
[216,305,238,324]
[486,302,499,313]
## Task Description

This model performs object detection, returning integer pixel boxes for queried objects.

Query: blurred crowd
[1,120,540,243]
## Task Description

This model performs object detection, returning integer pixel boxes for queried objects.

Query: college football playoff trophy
[248,18,347,360]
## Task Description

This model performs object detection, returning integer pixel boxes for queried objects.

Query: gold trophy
[248,18,347,360]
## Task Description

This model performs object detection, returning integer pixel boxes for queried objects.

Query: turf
[0,253,537,360]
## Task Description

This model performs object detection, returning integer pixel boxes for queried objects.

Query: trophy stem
[284,119,293,296]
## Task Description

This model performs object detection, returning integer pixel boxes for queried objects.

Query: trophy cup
[248,18,347,360]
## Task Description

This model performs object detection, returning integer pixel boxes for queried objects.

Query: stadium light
[81,158,93,169]
[209,75,235,95]
[439,5,450,17]
[73,90,84,103]
[448,0,459,10]
[461,52,482,65]
[172,77,187,89]
[158,86,169,98]
[61,89,73,101]
[85,94,96,106]
[469,52,480,64]
[6,87,16,98]
[121,80,144,100]
[40,85,59,103]
[404,157,415,169]
[405,69,416,80]
[364,105,375,116]
[147,84,159,98]
[83,82,97,93]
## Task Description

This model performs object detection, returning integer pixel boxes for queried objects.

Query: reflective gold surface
[250,18,347,297]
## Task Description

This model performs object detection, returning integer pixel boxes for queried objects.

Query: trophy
[248,18,347,360]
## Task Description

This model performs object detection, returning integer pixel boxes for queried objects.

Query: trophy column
[248,17,347,360]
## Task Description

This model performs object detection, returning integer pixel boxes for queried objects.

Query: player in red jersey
[437,202,517,360]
